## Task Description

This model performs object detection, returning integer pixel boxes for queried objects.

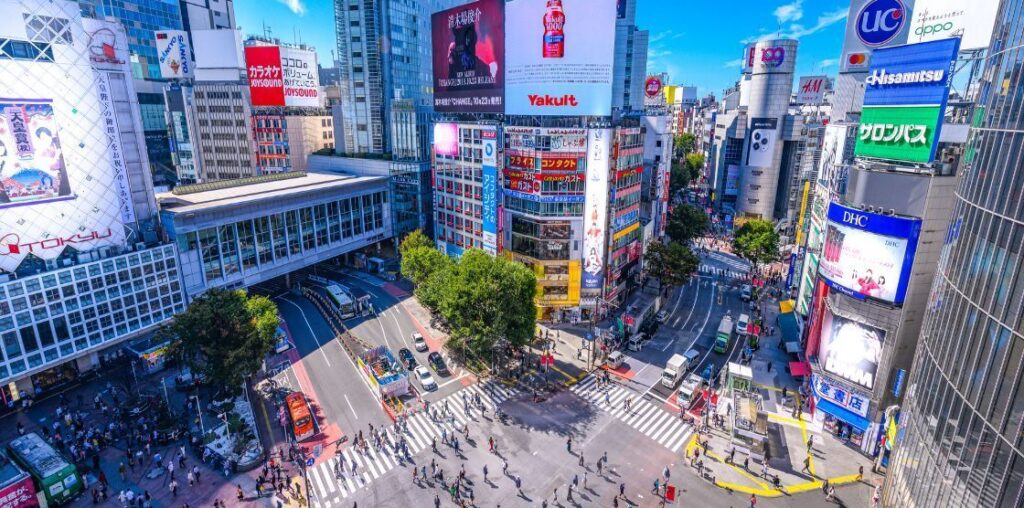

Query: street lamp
[190,394,205,435]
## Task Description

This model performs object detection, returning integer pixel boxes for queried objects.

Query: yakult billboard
[431,0,504,113]
[504,0,617,116]
[245,45,319,107]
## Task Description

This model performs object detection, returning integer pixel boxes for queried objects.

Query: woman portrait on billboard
[855,269,884,299]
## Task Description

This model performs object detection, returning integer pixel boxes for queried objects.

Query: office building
[190,82,257,181]
[432,123,500,255]
[612,0,648,113]
[253,113,335,174]
[180,0,236,32]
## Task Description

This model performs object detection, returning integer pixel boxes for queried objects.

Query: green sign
[854,105,941,163]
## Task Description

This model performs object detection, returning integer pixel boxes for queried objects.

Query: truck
[714,315,734,353]
[661,354,688,388]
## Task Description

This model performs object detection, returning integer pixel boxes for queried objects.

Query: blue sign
[892,368,906,398]
[481,144,499,254]
[504,189,584,203]
[306,458,314,467]
[855,0,908,47]
[864,38,960,107]
[446,242,464,258]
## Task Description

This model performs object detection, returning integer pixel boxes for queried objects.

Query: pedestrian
[169,479,178,498]
[187,471,195,487]
[802,456,811,473]
[827,484,836,500]
[483,465,488,482]
[236,484,244,501]
[566,437,572,453]
[807,436,813,452]
[619,482,626,498]
[578,454,584,467]
[583,470,588,489]
[744,457,749,470]
[858,465,864,481]
[750,493,757,508]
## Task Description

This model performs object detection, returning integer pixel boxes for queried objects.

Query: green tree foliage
[669,159,691,197]
[732,219,780,265]
[674,133,696,157]
[167,289,278,395]
[667,204,710,244]
[400,246,452,287]
[684,153,705,181]
[399,229,434,257]
[645,241,700,288]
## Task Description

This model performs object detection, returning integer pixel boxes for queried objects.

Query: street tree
[732,219,780,266]
[669,159,692,196]
[684,153,704,181]
[400,246,452,286]
[674,132,696,157]
[666,204,710,244]
[399,229,434,257]
[645,241,700,289]
[167,288,279,395]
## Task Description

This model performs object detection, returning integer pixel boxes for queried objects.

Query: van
[740,285,753,302]
[628,335,644,352]
[736,313,750,335]
[606,351,625,369]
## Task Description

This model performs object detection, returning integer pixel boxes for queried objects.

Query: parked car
[428,352,449,375]
[656,310,669,323]
[701,363,716,383]
[740,285,753,302]
[398,348,416,370]
[414,366,437,391]
[413,332,428,352]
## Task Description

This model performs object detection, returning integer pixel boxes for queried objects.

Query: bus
[7,433,81,506]
[325,284,356,319]
[714,315,734,353]
[285,392,315,442]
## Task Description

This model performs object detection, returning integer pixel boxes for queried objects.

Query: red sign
[246,46,285,106]
[0,476,39,508]
[1,229,114,256]
[507,155,536,170]
[539,157,579,171]
[644,76,662,98]
[528,94,578,107]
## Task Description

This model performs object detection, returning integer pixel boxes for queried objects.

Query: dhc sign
[842,211,868,227]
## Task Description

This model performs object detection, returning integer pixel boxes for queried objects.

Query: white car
[656,310,668,323]
[413,332,428,352]
[414,366,437,391]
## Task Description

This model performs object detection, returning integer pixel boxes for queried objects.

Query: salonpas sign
[855,106,940,163]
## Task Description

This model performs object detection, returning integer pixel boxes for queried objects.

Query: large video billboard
[155,30,193,79]
[818,308,885,390]
[481,126,499,254]
[582,129,611,289]
[907,0,999,50]
[431,0,504,113]
[839,0,914,73]
[855,38,959,163]
[246,45,319,107]
[504,0,617,116]
[745,118,778,167]
[818,202,922,305]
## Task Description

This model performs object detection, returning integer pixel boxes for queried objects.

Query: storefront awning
[816,397,870,432]
[778,311,799,344]
[788,361,811,377]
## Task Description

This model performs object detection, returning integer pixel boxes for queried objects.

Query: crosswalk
[705,251,752,272]
[306,380,517,508]
[570,376,692,453]
[699,264,747,280]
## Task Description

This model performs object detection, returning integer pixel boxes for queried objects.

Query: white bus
[325,284,356,319]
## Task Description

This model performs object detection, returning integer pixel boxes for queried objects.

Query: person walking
[483,465,488,482]
[750,493,757,508]
[168,479,178,498]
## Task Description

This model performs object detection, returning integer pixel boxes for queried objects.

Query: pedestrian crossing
[306,380,518,508]
[570,376,692,453]
[706,251,752,272]
[699,264,747,280]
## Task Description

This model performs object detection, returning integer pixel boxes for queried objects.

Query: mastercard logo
[848,53,868,65]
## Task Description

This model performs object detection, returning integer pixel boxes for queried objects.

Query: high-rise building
[612,0,648,113]
[190,83,257,181]
[253,113,335,173]
[75,0,184,80]
[883,4,1024,506]
[432,123,500,256]
[180,0,236,32]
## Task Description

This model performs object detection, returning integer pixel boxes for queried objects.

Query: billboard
[246,45,320,107]
[155,30,193,79]
[644,75,664,106]
[856,38,959,163]
[741,43,756,73]
[724,165,740,196]
[246,46,285,106]
[0,101,73,207]
[745,118,778,167]
[908,0,999,50]
[813,374,871,417]
[818,202,922,305]
[839,0,914,73]
[818,308,885,390]
[797,76,827,104]
[0,474,38,508]
[504,0,617,116]
[280,46,320,107]
[582,129,611,290]
[481,126,499,254]
[431,0,504,113]
[433,123,459,157]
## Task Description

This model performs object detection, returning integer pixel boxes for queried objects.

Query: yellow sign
[612,222,640,242]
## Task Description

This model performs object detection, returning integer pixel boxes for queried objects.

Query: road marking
[684,285,719,374]
[434,371,470,389]
[664,281,701,351]
[277,296,331,367]
[344,394,358,420]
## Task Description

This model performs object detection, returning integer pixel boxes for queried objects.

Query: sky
[234,0,852,97]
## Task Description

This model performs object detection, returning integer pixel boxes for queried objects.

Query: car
[677,373,705,407]
[701,363,716,383]
[414,366,437,391]
[656,310,668,323]
[412,332,428,352]
[735,313,750,335]
[398,348,417,370]
[428,352,449,375]
[740,285,753,302]
[605,351,625,369]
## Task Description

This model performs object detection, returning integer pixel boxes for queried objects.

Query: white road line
[344,394,358,420]
[664,279,702,351]
[277,296,331,366]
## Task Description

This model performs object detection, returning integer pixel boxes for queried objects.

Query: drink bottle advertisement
[504,0,617,116]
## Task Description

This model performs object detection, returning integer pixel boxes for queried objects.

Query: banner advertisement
[855,105,941,162]
[93,72,137,224]
[504,127,587,152]
[797,76,828,104]
[0,475,38,508]
[818,202,922,305]
[644,75,664,106]
[839,0,913,73]
[582,129,611,290]
[504,189,583,203]
[504,0,617,116]
[724,165,740,196]
[431,0,504,113]
[85,20,128,69]
[481,126,499,254]
[745,118,778,167]
[741,43,757,73]
[818,309,885,390]
[246,46,286,106]
[908,0,999,50]
[433,123,460,157]
[155,30,193,79]
[0,101,73,207]
[813,374,871,417]
[751,40,796,74]
[280,46,320,107]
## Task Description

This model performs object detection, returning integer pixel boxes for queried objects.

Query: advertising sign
[745,118,778,167]
[505,0,617,116]
[813,374,871,417]
[0,474,38,508]
[85,21,127,68]
[433,123,460,157]
[280,46,320,107]
[93,73,137,224]
[908,0,999,50]
[856,38,959,163]
[644,75,664,106]
[0,101,73,207]
[818,202,922,305]
[724,165,739,196]
[431,0,504,113]
[246,46,285,106]
[155,30,193,79]
[741,43,756,73]
[582,129,611,290]
[481,126,499,254]
[818,309,885,389]
[797,76,828,105]
[839,0,913,72]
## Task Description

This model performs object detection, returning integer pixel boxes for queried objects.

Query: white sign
[93,72,137,225]
[745,117,778,168]
[908,0,999,50]
[155,30,193,79]
[818,220,909,303]
[813,374,871,417]
[581,129,611,289]
[839,0,913,73]
[280,46,320,108]
[505,0,617,116]
[796,76,827,105]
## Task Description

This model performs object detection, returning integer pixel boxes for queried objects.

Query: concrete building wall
[192,83,256,181]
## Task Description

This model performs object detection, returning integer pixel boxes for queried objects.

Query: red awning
[789,361,811,377]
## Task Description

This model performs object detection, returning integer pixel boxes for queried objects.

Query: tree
[167,289,279,395]
[684,153,704,181]
[399,229,434,257]
[400,246,451,286]
[674,133,696,157]
[645,241,700,289]
[732,219,780,266]
[666,204,710,244]
[669,159,692,197]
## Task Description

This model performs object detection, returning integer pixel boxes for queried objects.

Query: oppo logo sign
[842,211,868,227]
[915,22,954,36]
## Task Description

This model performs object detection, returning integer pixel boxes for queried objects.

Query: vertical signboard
[246,46,285,106]
[839,0,914,73]
[93,73,137,224]
[279,46,320,107]
[745,118,778,167]
[908,0,999,50]
[155,30,193,79]
[582,129,611,290]
[797,76,828,104]
[481,126,499,254]
[431,0,504,113]
[504,0,617,116]
[724,165,740,196]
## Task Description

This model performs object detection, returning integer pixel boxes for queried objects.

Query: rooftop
[157,172,386,215]
[0,451,28,490]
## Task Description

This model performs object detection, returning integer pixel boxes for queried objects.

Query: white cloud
[723,58,743,69]
[819,58,838,68]
[741,6,847,44]
[650,30,684,44]
[276,0,306,15]
[774,0,803,24]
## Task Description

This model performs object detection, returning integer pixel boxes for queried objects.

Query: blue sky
[235,0,851,97]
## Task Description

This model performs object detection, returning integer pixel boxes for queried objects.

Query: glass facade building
[883,3,1024,506]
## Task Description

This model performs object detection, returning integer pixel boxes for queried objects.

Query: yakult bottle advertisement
[504,0,617,116]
